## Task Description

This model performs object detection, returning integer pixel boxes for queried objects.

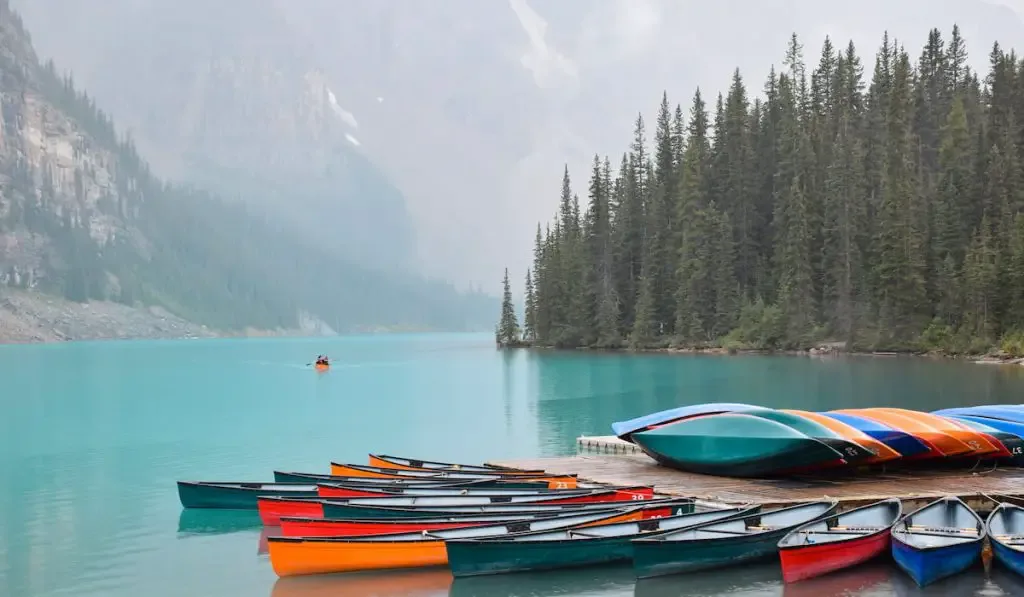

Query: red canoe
[778,498,903,583]
[258,486,655,526]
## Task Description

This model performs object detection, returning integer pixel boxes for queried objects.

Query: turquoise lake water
[4,333,1024,596]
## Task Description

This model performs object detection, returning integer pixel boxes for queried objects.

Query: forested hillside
[0,2,495,335]
[510,26,1024,355]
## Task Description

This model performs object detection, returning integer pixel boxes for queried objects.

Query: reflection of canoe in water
[634,561,782,597]
[176,508,263,535]
[449,565,636,597]
[780,562,891,597]
[270,568,453,597]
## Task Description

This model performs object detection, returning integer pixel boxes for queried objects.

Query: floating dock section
[492,439,1024,514]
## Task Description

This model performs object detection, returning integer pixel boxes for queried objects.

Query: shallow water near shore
[3,333,1024,597]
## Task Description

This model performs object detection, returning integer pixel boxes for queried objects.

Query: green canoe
[177,481,319,509]
[444,505,758,577]
[631,413,845,477]
[631,499,838,578]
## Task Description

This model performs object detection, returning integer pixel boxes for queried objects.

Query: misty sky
[13,0,1024,296]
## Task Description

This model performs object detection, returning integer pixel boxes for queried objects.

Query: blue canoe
[987,502,1024,577]
[933,406,1024,424]
[819,412,930,459]
[941,414,1024,440]
[611,403,761,440]
[891,496,985,587]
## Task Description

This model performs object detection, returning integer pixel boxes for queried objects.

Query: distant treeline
[497,26,1024,356]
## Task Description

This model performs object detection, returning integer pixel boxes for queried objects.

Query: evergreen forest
[501,26,1024,356]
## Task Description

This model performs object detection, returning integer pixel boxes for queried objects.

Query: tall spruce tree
[496,268,521,346]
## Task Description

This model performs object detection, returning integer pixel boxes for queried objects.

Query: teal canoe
[738,408,875,466]
[631,413,845,477]
[177,481,319,509]
[444,505,758,577]
[631,500,838,578]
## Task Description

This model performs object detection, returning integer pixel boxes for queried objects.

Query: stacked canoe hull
[613,403,1024,478]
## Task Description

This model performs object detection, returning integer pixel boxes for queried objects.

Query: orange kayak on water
[267,507,645,577]
[832,408,973,458]
[780,409,902,464]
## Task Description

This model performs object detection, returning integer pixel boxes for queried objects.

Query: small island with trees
[497,25,1024,358]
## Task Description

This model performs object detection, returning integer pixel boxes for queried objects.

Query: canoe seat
[568,530,604,539]
[831,525,884,532]
[747,525,780,531]
[906,525,978,535]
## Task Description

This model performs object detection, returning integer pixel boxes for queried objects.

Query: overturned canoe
[819,412,931,460]
[891,496,985,587]
[611,403,761,440]
[367,454,538,473]
[831,409,973,459]
[632,413,844,477]
[737,408,874,468]
[444,504,757,577]
[631,500,838,578]
[177,481,319,509]
[778,498,902,582]
[782,410,902,464]
[268,505,655,576]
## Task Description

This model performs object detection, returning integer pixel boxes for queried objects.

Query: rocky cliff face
[0,4,140,296]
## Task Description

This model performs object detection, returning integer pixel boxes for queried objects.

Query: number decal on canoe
[552,482,568,489]
[1014,446,1024,455]
[631,494,644,500]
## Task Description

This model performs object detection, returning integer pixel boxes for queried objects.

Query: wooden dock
[488,452,1024,513]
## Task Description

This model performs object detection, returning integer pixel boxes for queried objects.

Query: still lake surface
[3,333,1024,597]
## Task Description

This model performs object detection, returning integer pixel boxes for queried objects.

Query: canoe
[273,471,556,489]
[777,497,903,582]
[831,409,973,458]
[781,410,902,464]
[444,504,757,577]
[278,507,640,537]
[941,417,1024,462]
[328,462,579,488]
[315,363,328,371]
[631,413,845,477]
[890,496,985,587]
[933,405,1024,424]
[736,408,874,467]
[611,403,761,440]
[315,482,648,499]
[631,500,838,578]
[259,495,687,526]
[268,505,655,576]
[819,412,931,459]
[367,454,537,473]
[177,481,320,509]
[869,408,999,457]
[986,502,1024,577]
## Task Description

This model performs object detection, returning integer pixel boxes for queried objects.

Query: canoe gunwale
[890,496,987,552]
[777,498,903,551]
[633,500,840,545]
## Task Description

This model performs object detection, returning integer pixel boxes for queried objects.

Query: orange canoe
[868,408,999,457]
[781,409,902,464]
[832,409,973,458]
[267,508,642,577]
[329,462,578,489]
[367,454,538,474]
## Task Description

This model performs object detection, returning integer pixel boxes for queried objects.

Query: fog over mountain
[13,0,1024,294]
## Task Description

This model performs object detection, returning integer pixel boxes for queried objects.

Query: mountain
[12,0,1024,291]
[0,1,496,336]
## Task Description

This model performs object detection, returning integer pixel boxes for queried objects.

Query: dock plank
[487,453,1024,511]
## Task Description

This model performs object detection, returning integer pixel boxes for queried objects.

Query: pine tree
[496,268,521,346]
[523,269,536,341]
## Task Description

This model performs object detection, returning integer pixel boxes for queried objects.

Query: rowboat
[259,494,683,526]
[819,412,931,459]
[737,409,874,467]
[890,496,985,586]
[611,403,760,440]
[444,505,757,577]
[986,502,1024,577]
[177,481,320,509]
[268,504,658,576]
[631,413,845,477]
[777,497,902,582]
[328,462,578,488]
[314,482,649,500]
[831,409,973,458]
[367,454,537,473]
[278,506,650,537]
[781,410,902,464]
[631,500,838,578]
[273,471,558,489]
